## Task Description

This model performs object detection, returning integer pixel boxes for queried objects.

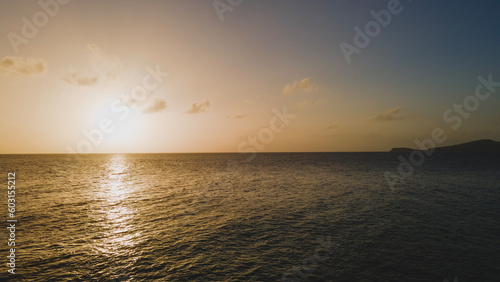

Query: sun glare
[107,109,144,144]
[90,97,146,149]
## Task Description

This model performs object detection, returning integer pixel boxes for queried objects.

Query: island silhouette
[390,139,500,153]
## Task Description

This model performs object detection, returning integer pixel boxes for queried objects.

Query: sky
[1,0,499,153]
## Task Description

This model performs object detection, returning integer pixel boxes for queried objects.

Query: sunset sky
[1,0,500,153]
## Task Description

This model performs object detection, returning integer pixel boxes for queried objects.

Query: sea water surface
[0,153,499,281]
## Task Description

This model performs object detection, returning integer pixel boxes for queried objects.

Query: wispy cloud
[282,77,319,95]
[326,124,338,130]
[186,99,210,114]
[61,44,122,86]
[61,72,98,86]
[0,56,46,75]
[315,97,329,106]
[225,114,246,119]
[297,99,312,109]
[369,107,402,121]
[142,98,167,114]
[87,43,122,80]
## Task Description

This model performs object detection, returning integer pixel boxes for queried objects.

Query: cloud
[61,72,98,86]
[61,44,122,86]
[225,114,246,119]
[369,107,403,121]
[87,44,122,80]
[0,56,46,75]
[297,99,312,109]
[315,97,329,106]
[326,124,338,130]
[142,98,167,114]
[282,77,319,95]
[120,90,154,109]
[186,99,210,114]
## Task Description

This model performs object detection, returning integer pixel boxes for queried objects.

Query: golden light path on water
[92,154,145,276]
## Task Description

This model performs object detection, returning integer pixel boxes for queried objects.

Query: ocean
[0,153,499,281]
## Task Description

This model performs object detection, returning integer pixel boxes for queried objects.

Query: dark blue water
[0,153,499,281]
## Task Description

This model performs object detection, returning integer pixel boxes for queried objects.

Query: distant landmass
[390,139,500,153]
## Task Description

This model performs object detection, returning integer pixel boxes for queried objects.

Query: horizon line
[1,151,396,155]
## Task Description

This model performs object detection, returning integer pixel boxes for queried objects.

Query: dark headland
[390,139,500,153]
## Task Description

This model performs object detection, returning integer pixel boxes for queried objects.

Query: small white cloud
[283,77,319,95]
[297,99,312,109]
[369,107,402,121]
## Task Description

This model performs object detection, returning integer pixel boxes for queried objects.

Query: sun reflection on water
[92,154,144,263]
[106,154,131,200]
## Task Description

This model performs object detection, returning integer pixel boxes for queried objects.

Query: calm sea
[0,153,499,281]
